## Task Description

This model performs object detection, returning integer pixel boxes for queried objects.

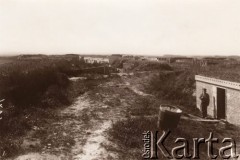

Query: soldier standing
[200,88,210,118]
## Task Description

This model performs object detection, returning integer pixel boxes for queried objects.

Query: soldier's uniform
[200,92,210,118]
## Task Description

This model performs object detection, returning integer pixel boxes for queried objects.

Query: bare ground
[11,75,140,160]
[7,72,240,160]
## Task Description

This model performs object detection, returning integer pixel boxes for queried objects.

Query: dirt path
[73,121,112,160]
[10,72,240,160]
[13,76,134,160]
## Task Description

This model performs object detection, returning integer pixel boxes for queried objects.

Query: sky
[1,0,240,56]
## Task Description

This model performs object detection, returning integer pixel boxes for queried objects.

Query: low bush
[110,57,173,72]
[129,96,160,116]
[149,70,195,107]
[0,58,107,158]
[133,61,173,71]
[0,61,73,141]
[0,68,67,108]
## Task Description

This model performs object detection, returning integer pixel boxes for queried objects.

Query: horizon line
[0,52,240,57]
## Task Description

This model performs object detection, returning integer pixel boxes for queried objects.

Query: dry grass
[105,69,240,160]
[107,99,240,160]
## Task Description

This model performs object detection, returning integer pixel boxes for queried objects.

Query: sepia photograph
[0,0,240,159]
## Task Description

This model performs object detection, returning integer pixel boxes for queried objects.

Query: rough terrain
[12,74,143,160]
[7,72,240,160]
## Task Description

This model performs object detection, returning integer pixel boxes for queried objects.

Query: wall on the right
[226,88,240,125]
[196,80,240,125]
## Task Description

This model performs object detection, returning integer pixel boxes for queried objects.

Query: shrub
[0,68,64,108]
[134,61,173,71]
[0,59,77,111]
[149,70,195,106]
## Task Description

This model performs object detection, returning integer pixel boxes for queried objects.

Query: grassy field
[101,62,240,159]
[1,57,240,159]
[0,57,101,158]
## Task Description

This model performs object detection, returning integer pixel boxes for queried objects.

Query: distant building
[202,57,226,66]
[122,55,134,58]
[193,59,208,66]
[83,56,109,64]
[157,58,171,63]
[157,57,194,64]
[191,57,227,67]
[195,75,240,125]
[145,57,159,62]
[171,57,194,63]
[134,56,159,62]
